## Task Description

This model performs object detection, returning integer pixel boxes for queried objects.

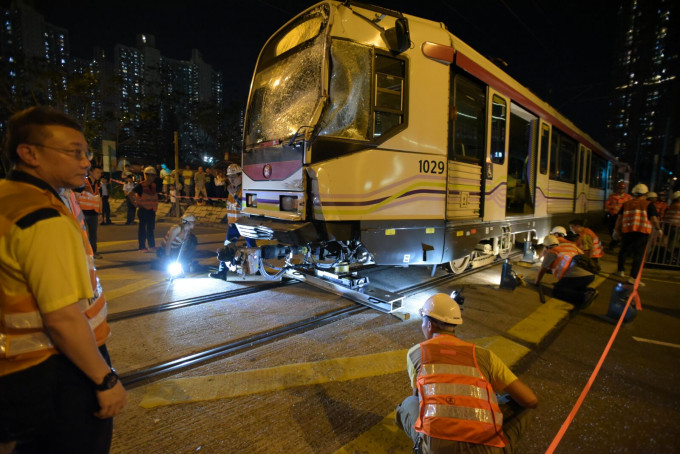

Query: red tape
[545,237,651,453]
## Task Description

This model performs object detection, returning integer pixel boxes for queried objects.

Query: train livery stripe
[323,173,444,199]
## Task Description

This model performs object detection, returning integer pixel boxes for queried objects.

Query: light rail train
[229,1,625,279]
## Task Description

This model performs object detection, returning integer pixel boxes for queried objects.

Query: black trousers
[553,274,595,306]
[0,346,113,454]
[101,196,110,223]
[83,213,99,254]
[137,208,156,249]
[125,198,136,223]
[618,232,649,278]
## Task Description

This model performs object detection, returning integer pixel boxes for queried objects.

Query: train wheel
[445,255,470,274]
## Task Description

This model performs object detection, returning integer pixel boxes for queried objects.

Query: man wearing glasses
[0,107,126,453]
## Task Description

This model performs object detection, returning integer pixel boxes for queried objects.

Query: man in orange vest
[396,293,538,453]
[535,235,599,307]
[605,180,633,250]
[75,166,103,258]
[568,219,604,272]
[0,107,126,453]
[615,183,662,286]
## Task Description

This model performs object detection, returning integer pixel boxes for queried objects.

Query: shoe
[581,289,599,309]
[100,222,107,225]
[209,271,227,280]
[93,254,103,259]
[615,271,625,277]
[627,277,645,287]
[139,248,149,253]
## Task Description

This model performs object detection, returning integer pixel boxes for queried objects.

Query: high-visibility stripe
[1,331,53,356]
[420,363,482,378]
[421,383,489,400]
[423,404,502,425]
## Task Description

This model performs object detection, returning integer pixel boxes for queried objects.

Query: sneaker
[627,277,645,287]
[209,271,227,280]
[615,271,625,277]
[139,248,149,253]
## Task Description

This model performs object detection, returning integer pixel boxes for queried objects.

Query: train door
[506,103,538,216]
[483,89,509,222]
[534,121,551,217]
[575,144,589,213]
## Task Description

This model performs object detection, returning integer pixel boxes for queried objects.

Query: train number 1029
[418,160,445,174]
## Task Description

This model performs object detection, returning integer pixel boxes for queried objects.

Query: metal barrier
[645,222,680,267]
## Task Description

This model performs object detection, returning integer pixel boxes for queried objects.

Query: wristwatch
[95,368,119,391]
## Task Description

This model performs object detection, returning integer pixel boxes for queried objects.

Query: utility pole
[174,131,180,217]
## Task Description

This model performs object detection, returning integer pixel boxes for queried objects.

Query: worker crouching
[396,294,538,453]
[156,214,198,277]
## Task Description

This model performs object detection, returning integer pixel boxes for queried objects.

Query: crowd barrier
[645,222,680,268]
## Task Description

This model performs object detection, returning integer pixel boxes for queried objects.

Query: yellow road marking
[140,348,409,408]
[105,279,161,300]
[333,410,411,454]
[507,275,606,346]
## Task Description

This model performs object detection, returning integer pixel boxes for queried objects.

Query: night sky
[29,0,621,146]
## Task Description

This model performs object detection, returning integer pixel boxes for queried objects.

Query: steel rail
[108,280,298,322]
[120,304,367,388]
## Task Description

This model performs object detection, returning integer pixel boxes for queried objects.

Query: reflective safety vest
[75,177,101,212]
[136,180,159,211]
[227,186,244,225]
[653,201,668,220]
[556,236,575,245]
[605,193,633,216]
[621,198,652,234]
[0,178,110,374]
[548,244,582,280]
[666,201,680,227]
[576,227,604,259]
[414,335,507,448]
[163,224,187,250]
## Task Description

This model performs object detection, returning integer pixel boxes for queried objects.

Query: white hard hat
[181,214,196,223]
[673,191,680,200]
[143,166,157,175]
[543,234,559,247]
[420,293,463,325]
[646,192,658,198]
[551,226,567,236]
[226,163,242,176]
[631,183,649,195]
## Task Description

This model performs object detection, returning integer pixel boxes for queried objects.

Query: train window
[318,39,371,140]
[590,154,607,189]
[539,124,550,174]
[373,54,405,138]
[578,146,584,183]
[490,95,506,165]
[549,129,576,183]
[451,75,485,163]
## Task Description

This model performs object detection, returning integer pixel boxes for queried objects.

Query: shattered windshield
[245,5,329,147]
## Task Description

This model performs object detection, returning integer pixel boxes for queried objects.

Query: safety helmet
[420,293,463,325]
[616,180,626,190]
[551,226,567,236]
[543,234,559,247]
[181,214,196,223]
[143,166,157,175]
[646,192,658,198]
[631,183,649,195]
[226,163,242,176]
[673,190,680,200]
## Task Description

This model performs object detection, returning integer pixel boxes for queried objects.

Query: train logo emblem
[263,164,272,179]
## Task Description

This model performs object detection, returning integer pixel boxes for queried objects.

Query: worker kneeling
[396,294,538,454]
[156,214,198,276]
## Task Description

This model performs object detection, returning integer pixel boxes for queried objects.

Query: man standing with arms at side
[76,165,103,258]
[134,166,159,252]
[396,294,538,453]
[0,107,126,453]
[604,180,632,250]
[615,183,661,286]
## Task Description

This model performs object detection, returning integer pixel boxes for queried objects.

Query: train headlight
[168,262,183,277]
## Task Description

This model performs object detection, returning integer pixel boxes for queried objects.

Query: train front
[230,2,432,278]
